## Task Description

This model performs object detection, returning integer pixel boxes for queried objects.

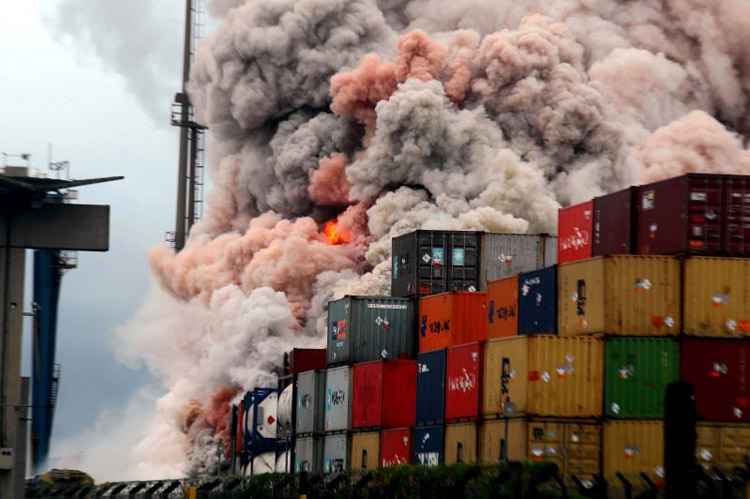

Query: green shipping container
[327,296,416,366]
[604,337,679,418]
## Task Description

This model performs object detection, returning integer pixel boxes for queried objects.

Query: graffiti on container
[416,452,439,466]
[448,368,476,392]
[560,227,590,252]
[326,388,346,409]
[330,320,347,340]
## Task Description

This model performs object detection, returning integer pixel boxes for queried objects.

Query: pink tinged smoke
[638,110,750,183]
[308,154,352,206]
[149,212,363,319]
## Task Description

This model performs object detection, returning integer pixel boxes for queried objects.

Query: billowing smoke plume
[113,0,750,476]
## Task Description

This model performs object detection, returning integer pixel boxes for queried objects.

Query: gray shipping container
[296,369,326,435]
[295,436,324,474]
[324,433,351,473]
[324,366,351,432]
[480,233,557,288]
[327,295,416,366]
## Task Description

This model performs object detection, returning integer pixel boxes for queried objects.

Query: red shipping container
[593,187,637,256]
[445,342,483,421]
[681,338,750,422]
[288,348,327,374]
[381,428,412,467]
[419,292,488,353]
[558,200,594,264]
[352,359,417,429]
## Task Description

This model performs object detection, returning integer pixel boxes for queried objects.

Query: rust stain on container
[527,418,601,481]
[603,420,664,482]
[479,419,527,464]
[558,255,681,336]
[683,257,750,336]
[482,336,603,418]
[444,422,478,465]
[696,423,750,470]
[350,431,380,472]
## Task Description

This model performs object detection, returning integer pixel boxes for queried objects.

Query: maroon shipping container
[381,428,412,467]
[352,359,417,429]
[593,187,637,256]
[638,174,750,256]
[558,201,594,264]
[288,348,327,374]
[681,338,750,422]
[445,342,483,421]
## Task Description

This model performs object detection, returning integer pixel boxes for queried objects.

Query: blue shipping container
[244,388,278,456]
[416,350,446,425]
[413,425,444,466]
[518,266,557,334]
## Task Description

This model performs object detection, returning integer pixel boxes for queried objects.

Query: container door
[296,371,316,435]
[416,350,446,425]
[479,419,527,464]
[445,343,482,421]
[445,423,478,465]
[558,201,594,264]
[327,298,351,365]
[324,434,349,473]
[724,176,750,256]
[518,266,557,335]
[381,429,412,467]
[594,187,636,256]
[487,277,518,339]
[686,175,724,254]
[419,294,454,353]
[351,432,380,472]
[353,297,416,362]
[391,232,417,297]
[448,231,481,292]
[325,367,351,432]
[352,362,383,428]
[413,426,444,466]
[417,231,449,295]
[382,360,417,428]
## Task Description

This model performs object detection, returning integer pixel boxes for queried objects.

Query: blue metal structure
[31,249,63,472]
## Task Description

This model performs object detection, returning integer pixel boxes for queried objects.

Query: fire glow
[323,220,351,245]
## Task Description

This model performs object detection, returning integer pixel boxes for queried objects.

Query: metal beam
[0,204,110,251]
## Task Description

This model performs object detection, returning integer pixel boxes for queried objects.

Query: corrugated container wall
[419,292,487,353]
[637,174,750,256]
[445,342,482,421]
[603,421,664,482]
[696,423,750,470]
[558,256,681,336]
[480,419,527,464]
[593,187,638,256]
[381,428,412,467]
[604,338,679,418]
[487,276,518,339]
[323,433,350,473]
[518,266,557,335]
[391,230,482,297]
[558,201,594,264]
[444,423,478,465]
[416,350,446,426]
[413,425,444,466]
[277,383,294,439]
[288,348,327,374]
[352,360,416,429]
[528,419,601,481]
[350,432,380,472]
[327,296,415,366]
[249,388,278,455]
[295,436,323,473]
[482,336,604,418]
[296,370,326,435]
[683,257,750,336]
[681,338,750,422]
[480,234,557,287]
[324,366,351,432]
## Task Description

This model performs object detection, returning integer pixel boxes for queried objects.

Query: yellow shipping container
[684,257,750,337]
[479,419,527,464]
[482,336,603,418]
[558,256,681,336]
[603,421,663,482]
[696,423,750,470]
[528,419,601,480]
[445,423,478,465]
[350,432,380,471]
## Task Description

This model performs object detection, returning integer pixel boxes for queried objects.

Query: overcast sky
[1,0,184,448]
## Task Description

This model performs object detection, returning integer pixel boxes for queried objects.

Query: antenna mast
[170,0,207,251]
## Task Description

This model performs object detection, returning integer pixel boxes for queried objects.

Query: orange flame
[323,220,351,245]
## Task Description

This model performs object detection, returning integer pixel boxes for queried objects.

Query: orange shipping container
[419,292,487,353]
[487,277,518,339]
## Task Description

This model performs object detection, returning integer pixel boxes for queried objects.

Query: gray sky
[1,0,182,446]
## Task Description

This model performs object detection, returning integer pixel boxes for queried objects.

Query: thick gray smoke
[69,0,750,478]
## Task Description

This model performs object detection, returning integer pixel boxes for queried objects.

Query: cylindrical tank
[252,452,276,475]
[276,451,291,473]
[277,383,293,438]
